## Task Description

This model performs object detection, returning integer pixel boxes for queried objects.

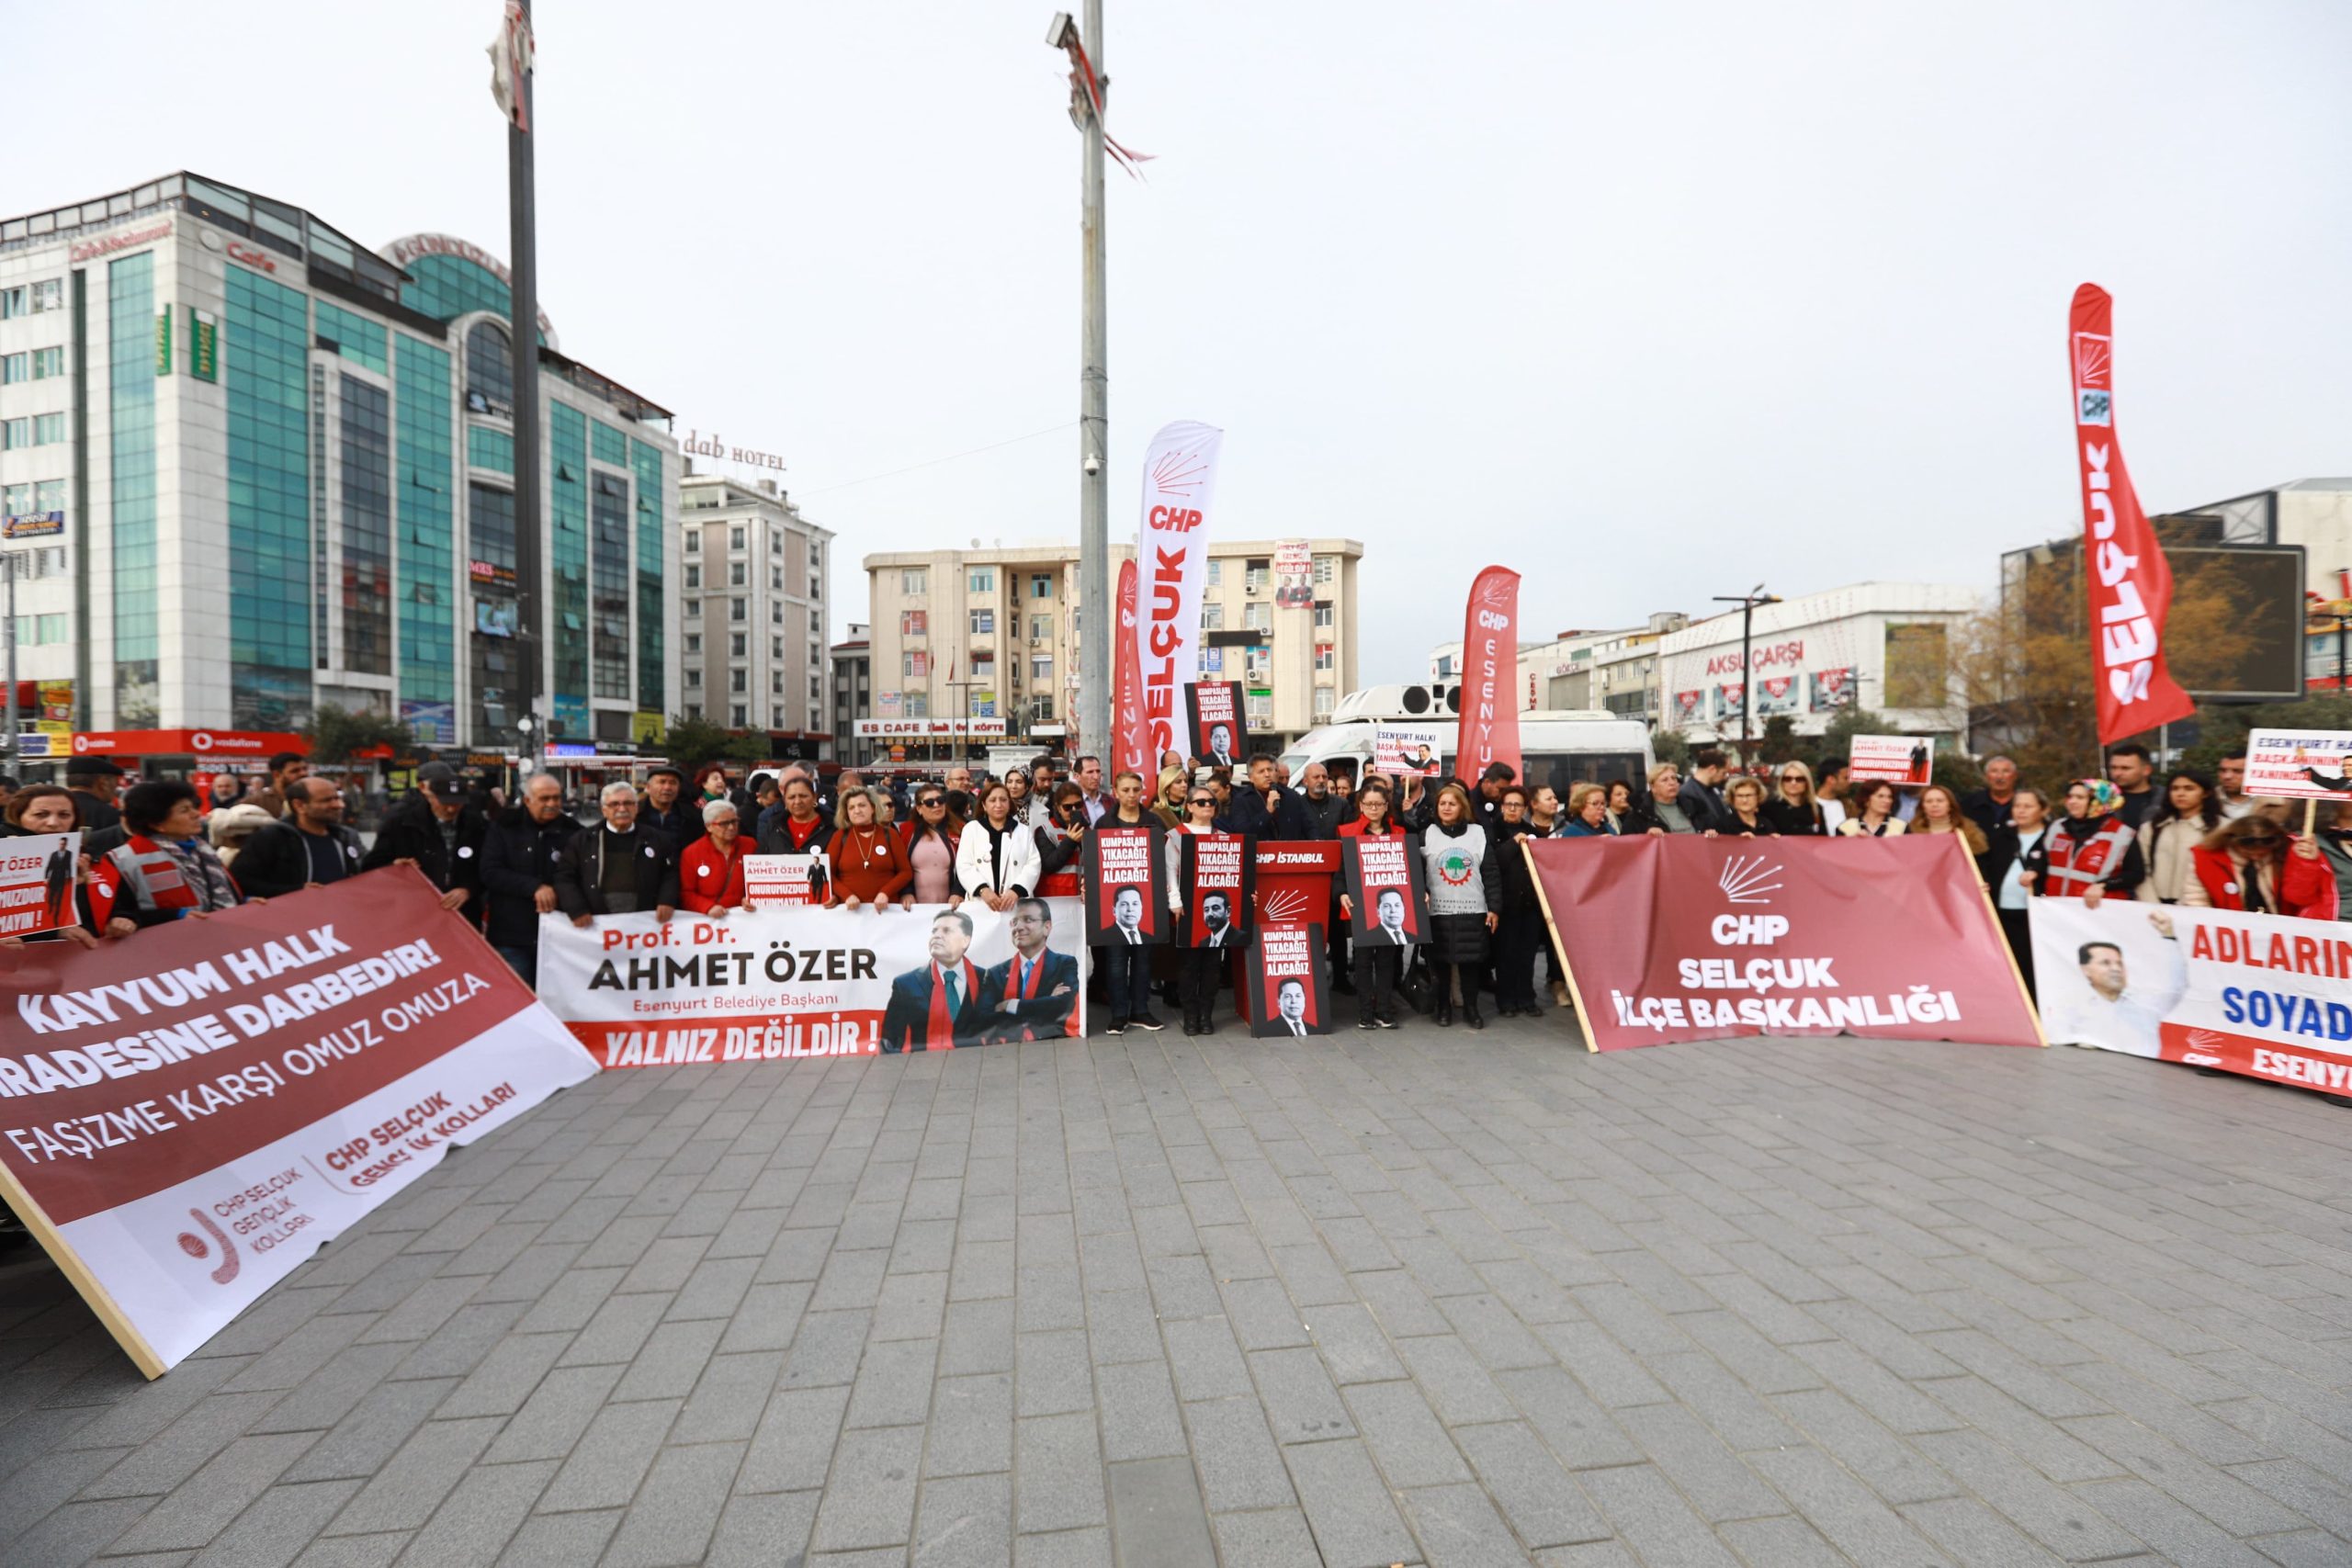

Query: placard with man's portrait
[1343,835,1428,947]
[1184,681,1247,769]
[1250,921,1331,1038]
[1178,831,1255,949]
[1083,824,1167,947]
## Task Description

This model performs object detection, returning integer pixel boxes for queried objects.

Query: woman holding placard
[2134,768,2222,905]
[2177,813,2335,919]
[1982,787,2052,998]
[1339,782,1411,1029]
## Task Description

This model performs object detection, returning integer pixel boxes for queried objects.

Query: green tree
[661,715,767,777]
[1650,728,1690,770]
[304,704,413,765]
[1757,715,1800,768]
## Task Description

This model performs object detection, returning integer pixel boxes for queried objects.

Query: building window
[809,573,822,599]
[685,668,702,688]
[29,279,62,313]
[686,596,701,618]
[32,346,62,379]
[730,526,746,551]
[903,652,923,677]
[971,650,995,678]
[771,600,783,625]
[907,692,929,717]
[1315,644,1335,672]
[684,564,700,588]
[0,354,21,384]
[809,608,822,635]
[1030,613,1053,639]
[970,609,994,635]
[0,287,22,319]
[0,419,24,450]
[1032,654,1053,681]
[1245,559,1271,592]
[1031,574,1053,599]
[772,530,784,556]
[901,568,927,594]
[730,632,747,657]
[722,560,741,586]
[31,413,64,446]
[771,565,784,592]
[968,569,995,593]
[730,668,748,693]
[1248,693,1273,722]
[772,669,785,694]
[1244,603,1271,632]
[772,636,785,659]
[1201,604,1223,631]
[684,633,701,654]
[730,597,746,621]
[1314,602,1334,629]
[1206,560,1223,588]
[900,609,927,637]
[464,320,513,412]
[684,529,698,553]
[1314,555,1336,584]
[773,705,786,728]
[732,705,748,727]
[1314,686,1336,718]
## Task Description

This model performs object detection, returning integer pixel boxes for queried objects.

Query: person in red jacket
[2178,812,2336,919]
[678,799,749,915]
[829,787,913,910]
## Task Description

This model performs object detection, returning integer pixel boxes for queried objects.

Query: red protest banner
[2070,284,2194,744]
[0,868,596,1374]
[1527,836,2041,1053]
[1177,831,1253,949]
[1183,681,1246,770]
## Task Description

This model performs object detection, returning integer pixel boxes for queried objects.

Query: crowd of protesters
[10,731,2339,1034]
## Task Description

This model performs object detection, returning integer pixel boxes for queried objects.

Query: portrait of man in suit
[1112,886,1148,944]
[1275,977,1311,1037]
[1375,886,1409,945]
[1205,723,1236,768]
[977,897,1080,1042]
[1198,890,1238,948]
[879,908,984,1052]
[41,838,75,929]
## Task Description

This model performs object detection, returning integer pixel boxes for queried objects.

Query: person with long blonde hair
[1905,784,1988,856]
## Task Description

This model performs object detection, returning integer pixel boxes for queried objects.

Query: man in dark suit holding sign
[880,908,986,1052]
[977,897,1079,1042]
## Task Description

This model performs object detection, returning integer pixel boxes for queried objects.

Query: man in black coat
[1223,754,1314,840]
[1474,762,1514,833]
[65,757,125,833]
[1679,750,1731,831]
[554,781,680,924]
[232,777,366,899]
[362,762,486,919]
[481,773,581,987]
[638,765,700,849]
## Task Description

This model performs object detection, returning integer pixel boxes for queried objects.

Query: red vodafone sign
[73,729,309,758]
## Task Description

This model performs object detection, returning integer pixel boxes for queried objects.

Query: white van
[1279,684,1654,795]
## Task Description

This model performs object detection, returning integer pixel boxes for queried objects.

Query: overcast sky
[17,2,2352,681]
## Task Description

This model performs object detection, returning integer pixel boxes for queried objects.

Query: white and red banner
[0,831,83,937]
[1528,836,2041,1053]
[2070,283,2195,744]
[535,898,1089,1064]
[1848,734,1935,786]
[0,869,596,1374]
[2242,727,2352,802]
[2032,897,2352,1097]
[1133,421,1224,761]
[1110,558,1151,779]
[1452,566,1522,787]
[1374,724,1444,777]
[743,853,821,908]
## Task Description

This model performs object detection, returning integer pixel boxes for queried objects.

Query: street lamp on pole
[1712,584,1780,763]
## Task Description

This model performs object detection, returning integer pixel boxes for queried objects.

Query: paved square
[6,1021,2351,1565]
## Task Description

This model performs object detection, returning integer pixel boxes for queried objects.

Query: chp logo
[2073,331,2112,427]
[175,1208,240,1285]
[1146,444,1210,531]
[1717,852,1782,906]
[1261,886,1311,923]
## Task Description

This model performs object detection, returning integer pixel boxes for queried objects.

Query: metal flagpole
[1076,1,1110,778]
[505,1,545,753]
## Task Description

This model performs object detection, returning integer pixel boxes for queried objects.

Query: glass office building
[0,174,680,752]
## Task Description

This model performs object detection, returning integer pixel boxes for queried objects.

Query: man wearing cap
[639,764,700,849]
[66,757,125,832]
[362,762,485,919]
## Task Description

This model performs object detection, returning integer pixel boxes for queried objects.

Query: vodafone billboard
[72,729,310,758]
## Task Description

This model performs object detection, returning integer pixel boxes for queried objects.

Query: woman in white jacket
[2135,768,2222,904]
[956,782,1041,913]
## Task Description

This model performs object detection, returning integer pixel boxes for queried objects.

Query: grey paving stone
[2065,1414,2309,1537]
[844,1335,939,1427]
[2076,1478,2274,1568]
[1181,1397,1295,1513]
[1012,1524,1111,1566]
[808,1422,924,1551]
[1283,1438,1418,1568]
[1577,1461,1745,1568]
[1344,1380,1472,1489]
[1013,1412,1107,1534]
[1898,1495,2066,1568]
[492,1508,620,1566]
[600,1441,746,1567]
[1162,1317,1251,1402]
[924,1373,1013,1479]
[534,1398,678,1514]
[104,1433,320,1553]
[702,1489,819,1568]
[1402,1482,1533,1567]
[1208,1506,1320,1568]
[326,1416,503,1537]
[1105,1456,1216,1568]
[1453,1420,1612,1550]
[385,1460,553,1568]
[482,1365,625,1464]
[1096,1359,1189,1462]
[1498,1364,1643,1471]
[1246,1345,1354,1444]
[1616,1400,1786,1523]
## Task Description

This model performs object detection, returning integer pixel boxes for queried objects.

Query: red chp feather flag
[1453,566,1523,787]
[2071,284,2194,743]
[1112,559,1152,780]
